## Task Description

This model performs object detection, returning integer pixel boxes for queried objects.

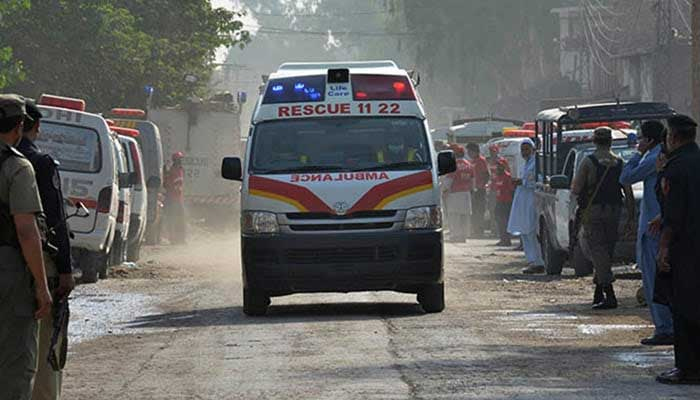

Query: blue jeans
[639,234,674,336]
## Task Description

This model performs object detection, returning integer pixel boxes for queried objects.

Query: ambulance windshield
[250,117,430,174]
[36,122,102,173]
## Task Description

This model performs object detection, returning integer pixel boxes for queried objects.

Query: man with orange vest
[164,152,186,244]
[443,144,473,242]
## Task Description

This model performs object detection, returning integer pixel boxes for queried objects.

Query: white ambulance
[222,61,457,316]
[36,95,119,283]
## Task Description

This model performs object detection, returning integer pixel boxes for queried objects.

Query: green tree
[0,0,249,111]
[0,0,29,89]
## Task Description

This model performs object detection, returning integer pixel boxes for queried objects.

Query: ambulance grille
[286,210,397,220]
[285,246,398,264]
[289,222,394,232]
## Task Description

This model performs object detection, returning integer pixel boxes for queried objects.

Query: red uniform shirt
[449,159,474,193]
[165,166,185,202]
[491,171,515,203]
[488,156,510,177]
[472,155,490,190]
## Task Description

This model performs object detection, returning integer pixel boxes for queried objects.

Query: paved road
[62,234,700,399]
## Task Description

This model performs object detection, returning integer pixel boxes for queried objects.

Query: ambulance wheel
[127,242,141,262]
[80,251,105,284]
[243,288,270,316]
[418,283,445,313]
[81,265,99,284]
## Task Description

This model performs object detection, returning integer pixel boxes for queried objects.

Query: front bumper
[242,230,444,296]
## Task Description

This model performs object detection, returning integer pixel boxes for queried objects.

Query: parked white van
[116,128,147,261]
[36,94,118,283]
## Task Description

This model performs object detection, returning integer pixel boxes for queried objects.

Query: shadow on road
[125,302,425,329]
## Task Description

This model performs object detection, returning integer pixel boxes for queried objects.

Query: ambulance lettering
[278,103,352,118]
[290,171,390,183]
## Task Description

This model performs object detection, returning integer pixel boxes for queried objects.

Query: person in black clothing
[655,115,700,385]
[16,99,74,398]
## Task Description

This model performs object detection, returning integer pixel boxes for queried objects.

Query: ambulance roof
[38,104,109,131]
[272,60,403,79]
[253,60,424,123]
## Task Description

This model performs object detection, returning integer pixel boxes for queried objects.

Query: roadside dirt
[60,233,700,399]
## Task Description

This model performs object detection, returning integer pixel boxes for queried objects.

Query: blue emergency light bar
[262,75,326,104]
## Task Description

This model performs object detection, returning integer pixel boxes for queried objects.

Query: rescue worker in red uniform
[164,152,186,244]
[487,144,510,236]
[490,159,515,246]
[443,144,473,242]
[467,143,490,237]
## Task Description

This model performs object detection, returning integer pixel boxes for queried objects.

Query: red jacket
[491,171,514,203]
[165,166,185,202]
[488,156,510,177]
[472,155,490,190]
[449,159,474,193]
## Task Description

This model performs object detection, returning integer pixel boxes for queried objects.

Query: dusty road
[61,233,700,399]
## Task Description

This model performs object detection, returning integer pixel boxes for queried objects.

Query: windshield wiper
[254,165,348,174]
[353,161,429,172]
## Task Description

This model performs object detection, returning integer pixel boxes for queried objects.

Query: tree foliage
[0,0,249,111]
[385,0,564,119]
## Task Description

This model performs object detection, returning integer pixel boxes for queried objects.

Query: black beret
[24,99,42,121]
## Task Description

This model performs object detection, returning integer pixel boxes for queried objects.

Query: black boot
[592,285,604,305]
[592,284,618,310]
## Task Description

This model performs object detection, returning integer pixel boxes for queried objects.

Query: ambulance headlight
[404,206,442,230]
[242,211,279,234]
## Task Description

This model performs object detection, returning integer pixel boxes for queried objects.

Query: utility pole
[692,0,700,127]
[655,0,673,103]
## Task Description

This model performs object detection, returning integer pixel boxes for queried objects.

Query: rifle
[48,296,69,371]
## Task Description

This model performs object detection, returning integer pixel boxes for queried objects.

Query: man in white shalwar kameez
[507,139,545,274]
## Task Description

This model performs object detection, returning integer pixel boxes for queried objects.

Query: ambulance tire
[418,283,445,313]
[127,242,141,262]
[80,251,106,284]
[243,288,270,316]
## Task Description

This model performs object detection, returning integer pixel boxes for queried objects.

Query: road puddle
[577,324,653,335]
[614,350,673,368]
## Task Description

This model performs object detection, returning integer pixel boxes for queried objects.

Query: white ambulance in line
[36,95,119,283]
[116,128,148,262]
[221,61,457,316]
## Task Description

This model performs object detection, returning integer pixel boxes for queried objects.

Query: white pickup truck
[536,138,641,275]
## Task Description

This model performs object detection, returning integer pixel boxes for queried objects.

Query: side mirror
[118,173,131,189]
[549,175,570,190]
[221,157,242,181]
[75,201,90,218]
[437,151,457,176]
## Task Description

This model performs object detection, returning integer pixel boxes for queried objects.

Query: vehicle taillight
[97,187,113,214]
[117,201,125,223]
[129,142,143,185]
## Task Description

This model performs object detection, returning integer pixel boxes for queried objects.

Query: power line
[673,0,692,33]
[252,26,421,37]
[580,0,614,75]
